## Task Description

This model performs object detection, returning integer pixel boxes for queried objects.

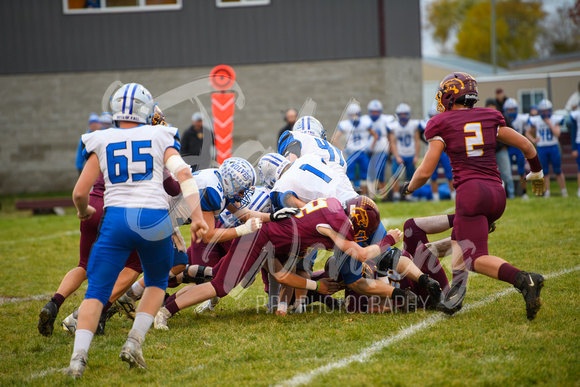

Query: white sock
[131,282,145,299]
[432,192,440,201]
[73,329,94,355]
[132,312,154,338]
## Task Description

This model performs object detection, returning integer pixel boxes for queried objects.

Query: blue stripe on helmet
[128,84,138,114]
[121,84,130,114]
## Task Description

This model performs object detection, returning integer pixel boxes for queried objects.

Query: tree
[454,0,545,67]
[540,1,580,55]
[426,0,547,67]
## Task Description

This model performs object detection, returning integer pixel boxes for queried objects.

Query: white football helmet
[346,103,361,119]
[257,153,291,189]
[110,83,154,125]
[218,157,257,209]
[396,103,411,124]
[292,116,326,140]
[367,99,383,113]
[537,99,553,119]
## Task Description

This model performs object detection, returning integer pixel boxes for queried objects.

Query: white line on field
[0,293,53,305]
[276,264,580,387]
[0,230,80,244]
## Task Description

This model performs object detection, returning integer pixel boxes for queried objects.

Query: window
[518,89,546,114]
[216,0,270,8]
[63,0,181,15]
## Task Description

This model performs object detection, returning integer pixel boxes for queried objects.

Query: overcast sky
[420,0,577,57]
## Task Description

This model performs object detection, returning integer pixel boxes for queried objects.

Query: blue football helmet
[292,116,326,140]
[110,83,154,125]
[218,157,256,209]
[257,153,291,189]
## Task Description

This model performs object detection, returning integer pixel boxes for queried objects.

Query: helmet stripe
[128,83,138,114]
[121,84,130,114]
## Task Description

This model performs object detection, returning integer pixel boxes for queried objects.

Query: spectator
[75,113,101,174]
[486,99,514,199]
[277,109,298,141]
[494,87,510,122]
[565,81,580,112]
[180,112,215,172]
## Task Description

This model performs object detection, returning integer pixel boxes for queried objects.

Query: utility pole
[491,0,497,74]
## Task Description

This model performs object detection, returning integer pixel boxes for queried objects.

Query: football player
[402,72,546,320]
[569,108,580,197]
[503,98,531,199]
[331,103,378,195]
[389,103,421,202]
[526,99,567,198]
[62,83,209,378]
[363,100,395,199]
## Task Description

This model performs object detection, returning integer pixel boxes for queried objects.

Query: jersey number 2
[107,140,153,184]
[464,123,484,157]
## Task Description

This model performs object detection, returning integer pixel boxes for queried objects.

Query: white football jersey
[278,131,347,173]
[363,114,394,154]
[510,113,530,135]
[337,115,374,153]
[271,154,357,210]
[528,115,564,147]
[388,119,420,157]
[190,168,228,216]
[219,186,271,228]
[82,125,179,209]
[570,110,580,144]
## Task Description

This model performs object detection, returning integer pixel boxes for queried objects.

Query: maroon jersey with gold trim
[425,107,504,188]
[265,197,354,258]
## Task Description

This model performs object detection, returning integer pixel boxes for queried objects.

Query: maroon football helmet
[435,72,479,113]
[344,195,381,243]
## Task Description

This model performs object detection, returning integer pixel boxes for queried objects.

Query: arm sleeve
[75,138,85,171]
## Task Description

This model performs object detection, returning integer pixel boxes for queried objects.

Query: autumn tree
[426,0,547,67]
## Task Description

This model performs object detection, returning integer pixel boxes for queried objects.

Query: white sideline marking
[0,230,80,245]
[277,265,580,387]
[0,293,52,305]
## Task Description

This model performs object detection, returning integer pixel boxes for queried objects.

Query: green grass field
[1,182,579,386]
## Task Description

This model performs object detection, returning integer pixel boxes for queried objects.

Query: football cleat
[419,274,443,309]
[436,283,466,315]
[194,297,219,314]
[154,307,171,330]
[514,271,544,321]
[394,289,418,314]
[120,330,147,369]
[61,308,79,335]
[38,299,59,337]
[116,293,137,320]
[62,349,88,379]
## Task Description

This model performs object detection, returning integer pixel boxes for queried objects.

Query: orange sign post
[210,65,236,164]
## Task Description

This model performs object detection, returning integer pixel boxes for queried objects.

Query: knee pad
[376,247,402,276]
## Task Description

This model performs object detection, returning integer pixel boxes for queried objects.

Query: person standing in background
[486,99,515,199]
[180,112,215,172]
[277,109,298,141]
[565,81,580,112]
[75,113,101,174]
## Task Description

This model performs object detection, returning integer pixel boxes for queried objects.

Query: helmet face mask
[110,83,154,125]
[367,100,383,121]
[435,72,479,113]
[292,116,326,140]
[344,196,381,243]
[257,153,291,189]
[218,157,257,209]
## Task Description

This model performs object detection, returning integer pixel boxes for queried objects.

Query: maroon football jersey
[90,173,105,198]
[266,197,354,258]
[425,107,504,188]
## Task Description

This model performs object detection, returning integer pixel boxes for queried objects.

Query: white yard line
[0,230,80,245]
[277,265,580,387]
[0,293,53,305]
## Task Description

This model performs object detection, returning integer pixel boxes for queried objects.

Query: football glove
[524,171,545,196]
[149,104,167,126]
[171,226,187,253]
[400,181,413,196]
[270,207,300,221]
